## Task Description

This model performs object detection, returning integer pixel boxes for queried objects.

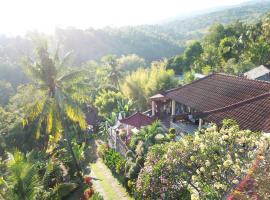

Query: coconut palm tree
[102,55,122,89]
[0,151,41,200]
[129,121,164,151]
[22,41,90,178]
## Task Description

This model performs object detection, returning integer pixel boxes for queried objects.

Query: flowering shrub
[136,120,265,200]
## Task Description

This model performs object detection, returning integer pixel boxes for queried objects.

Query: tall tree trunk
[63,126,83,181]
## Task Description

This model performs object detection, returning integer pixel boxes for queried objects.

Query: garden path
[90,159,133,200]
[89,140,133,200]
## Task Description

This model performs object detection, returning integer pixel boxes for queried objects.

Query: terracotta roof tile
[199,92,270,132]
[120,112,155,128]
[165,73,270,112]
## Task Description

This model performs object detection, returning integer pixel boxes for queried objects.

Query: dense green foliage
[95,90,133,118]
[166,13,270,77]
[121,64,178,110]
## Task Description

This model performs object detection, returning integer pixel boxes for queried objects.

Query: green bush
[127,179,136,193]
[103,149,125,174]
[97,143,109,158]
[116,158,126,174]
[168,128,176,134]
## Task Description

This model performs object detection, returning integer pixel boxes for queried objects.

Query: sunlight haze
[1,0,248,35]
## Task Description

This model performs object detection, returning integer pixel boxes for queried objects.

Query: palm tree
[102,55,122,89]
[0,151,41,200]
[0,151,78,200]
[22,41,89,178]
[129,121,164,151]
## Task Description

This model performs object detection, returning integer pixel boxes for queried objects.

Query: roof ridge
[121,112,151,121]
[200,92,270,116]
[164,73,216,94]
[214,73,270,84]
[164,72,270,95]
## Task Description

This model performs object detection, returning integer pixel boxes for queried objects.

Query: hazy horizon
[0,0,254,36]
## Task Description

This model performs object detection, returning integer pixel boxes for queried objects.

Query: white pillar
[152,101,155,116]
[199,118,203,130]
[172,100,176,115]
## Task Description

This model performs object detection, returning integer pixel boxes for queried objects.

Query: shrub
[97,143,109,158]
[116,158,126,174]
[168,128,176,134]
[103,149,125,174]
[127,179,136,193]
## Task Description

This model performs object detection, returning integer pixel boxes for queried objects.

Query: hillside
[54,0,270,64]
[1,0,270,69]
[163,0,270,37]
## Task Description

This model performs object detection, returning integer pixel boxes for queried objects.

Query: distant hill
[159,0,270,42]
[55,27,183,64]
[56,0,270,64]
[1,0,270,67]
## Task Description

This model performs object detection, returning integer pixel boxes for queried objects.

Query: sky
[0,0,249,35]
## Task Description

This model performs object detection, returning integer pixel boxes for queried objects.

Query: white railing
[170,121,197,135]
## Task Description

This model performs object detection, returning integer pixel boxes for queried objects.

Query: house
[244,65,270,81]
[150,73,270,135]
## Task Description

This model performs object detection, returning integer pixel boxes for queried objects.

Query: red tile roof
[197,92,270,132]
[165,73,270,112]
[120,112,155,128]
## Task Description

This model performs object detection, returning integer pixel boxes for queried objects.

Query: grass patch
[91,161,133,200]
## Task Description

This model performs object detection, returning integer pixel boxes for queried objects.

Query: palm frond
[64,104,87,130]
[24,97,47,126]
[55,90,87,130]
[50,183,78,199]
[50,101,63,142]
[58,70,88,85]
[59,51,73,67]
[22,58,44,84]
[6,151,41,200]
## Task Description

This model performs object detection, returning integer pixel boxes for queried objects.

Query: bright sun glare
[1,0,247,35]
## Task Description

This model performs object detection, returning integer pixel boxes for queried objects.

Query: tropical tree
[94,89,132,118]
[0,81,14,106]
[0,151,41,200]
[117,54,146,72]
[129,121,164,153]
[22,41,89,177]
[121,65,178,110]
[101,55,122,89]
[183,71,195,84]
